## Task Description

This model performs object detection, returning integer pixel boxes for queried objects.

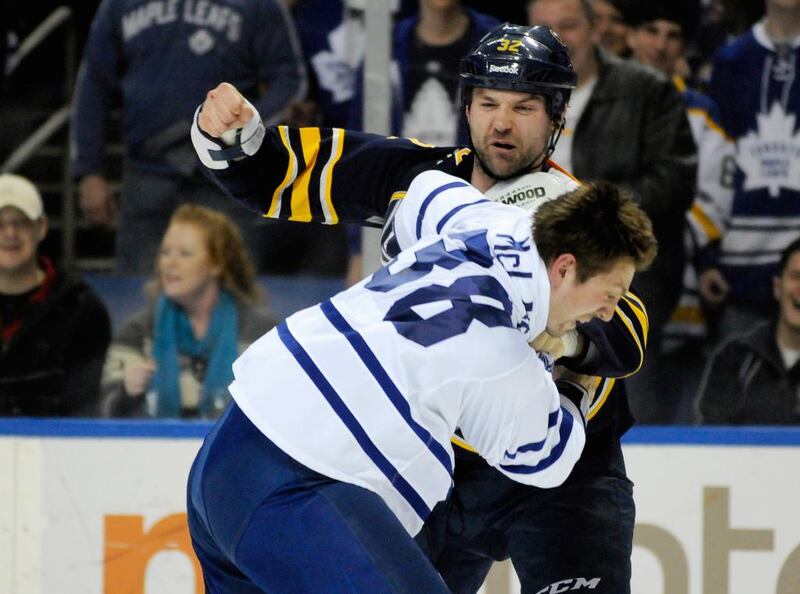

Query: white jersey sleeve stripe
[275,322,432,521]
[503,409,559,457]
[498,407,577,475]
[415,180,471,240]
[319,300,454,475]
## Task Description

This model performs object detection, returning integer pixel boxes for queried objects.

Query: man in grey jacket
[528,0,697,423]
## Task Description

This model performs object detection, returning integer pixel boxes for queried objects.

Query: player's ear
[547,253,576,288]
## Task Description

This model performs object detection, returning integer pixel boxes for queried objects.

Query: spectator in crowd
[350,0,499,145]
[698,0,800,343]
[0,173,111,416]
[101,205,275,418]
[290,0,370,128]
[527,0,697,423]
[345,0,498,283]
[591,0,631,56]
[692,0,766,89]
[281,0,369,277]
[625,0,734,423]
[70,0,307,274]
[461,0,527,24]
[697,236,800,425]
[625,0,700,78]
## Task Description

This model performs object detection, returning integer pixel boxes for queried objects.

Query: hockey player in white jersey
[186,166,657,593]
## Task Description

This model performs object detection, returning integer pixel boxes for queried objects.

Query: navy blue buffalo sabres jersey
[192,114,649,440]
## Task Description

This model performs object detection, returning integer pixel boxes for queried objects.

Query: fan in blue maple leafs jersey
[699,9,800,340]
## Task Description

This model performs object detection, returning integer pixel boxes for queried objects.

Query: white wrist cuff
[191,100,265,170]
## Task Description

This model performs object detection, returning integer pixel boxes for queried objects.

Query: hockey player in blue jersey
[190,24,652,593]
[186,167,657,593]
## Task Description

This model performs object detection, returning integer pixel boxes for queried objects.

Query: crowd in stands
[2,0,799,426]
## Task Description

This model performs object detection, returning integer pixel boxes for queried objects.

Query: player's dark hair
[533,181,657,282]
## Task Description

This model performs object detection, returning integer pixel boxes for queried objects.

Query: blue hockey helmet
[459,23,577,124]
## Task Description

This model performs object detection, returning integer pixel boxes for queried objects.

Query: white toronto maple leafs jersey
[228,170,586,535]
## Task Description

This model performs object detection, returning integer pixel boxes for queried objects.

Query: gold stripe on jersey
[690,202,721,242]
[451,434,478,453]
[390,191,406,202]
[453,148,471,165]
[587,377,616,421]
[671,304,705,325]
[621,292,649,345]
[406,137,437,148]
[289,127,322,222]
[674,76,732,141]
[319,128,344,224]
[686,106,733,142]
[267,126,298,218]
[614,303,644,377]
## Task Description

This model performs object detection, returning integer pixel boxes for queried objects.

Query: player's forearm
[494,389,587,489]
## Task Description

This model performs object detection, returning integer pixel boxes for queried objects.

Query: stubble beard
[473,147,542,182]
[471,132,551,182]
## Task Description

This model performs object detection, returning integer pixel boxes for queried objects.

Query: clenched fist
[199,82,255,137]
[531,330,566,360]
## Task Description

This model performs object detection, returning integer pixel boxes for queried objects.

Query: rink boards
[0,421,798,594]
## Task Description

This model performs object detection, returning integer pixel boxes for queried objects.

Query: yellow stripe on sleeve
[267,126,297,218]
[686,106,732,141]
[690,202,721,242]
[587,378,616,421]
[290,127,322,222]
[621,293,649,347]
[614,305,644,377]
[672,75,687,93]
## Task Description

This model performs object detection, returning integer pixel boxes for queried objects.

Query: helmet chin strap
[541,119,566,165]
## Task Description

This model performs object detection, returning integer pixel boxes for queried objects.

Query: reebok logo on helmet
[488,63,519,75]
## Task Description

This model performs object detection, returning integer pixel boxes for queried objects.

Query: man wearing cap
[592,0,632,56]
[0,173,111,416]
